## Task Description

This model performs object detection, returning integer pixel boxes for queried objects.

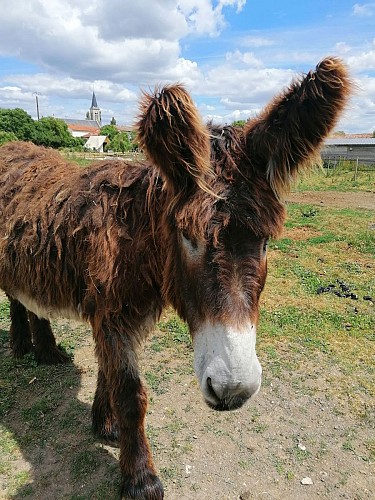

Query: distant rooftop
[325,137,375,146]
[331,133,373,139]
[63,118,99,128]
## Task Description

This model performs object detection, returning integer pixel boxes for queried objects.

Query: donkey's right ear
[136,84,212,194]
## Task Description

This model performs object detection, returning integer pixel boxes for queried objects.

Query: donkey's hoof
[35,346,71,365]
[121,472,164,499]
[11,339,33,358]
[92,419,120,448]
[96,427,120,448]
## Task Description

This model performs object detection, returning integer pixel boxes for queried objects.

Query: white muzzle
[193,321,262,410]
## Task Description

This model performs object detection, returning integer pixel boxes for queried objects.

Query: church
[63,92,102,138]
[86,91,102,125]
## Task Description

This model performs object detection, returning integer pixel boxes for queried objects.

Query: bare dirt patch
[288,190,375,210]
[282,227,321,241]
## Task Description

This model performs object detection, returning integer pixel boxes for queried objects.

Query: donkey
[0,57,350,499]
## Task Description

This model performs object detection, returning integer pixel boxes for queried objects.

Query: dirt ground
[1,191,374,500]
[288,190,374,210]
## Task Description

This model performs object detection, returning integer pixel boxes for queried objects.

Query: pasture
[0,170,373,499]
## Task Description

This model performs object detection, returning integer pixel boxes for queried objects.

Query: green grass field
[293,161,375,192]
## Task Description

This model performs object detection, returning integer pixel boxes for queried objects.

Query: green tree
[0,130,18,146]
[33,117,80,148]
[231,119,247,127]
[128,130,138,151]
[110,131,132,152]
[100,124,119,141]
[110,117,117,126]
[0,108,35,141]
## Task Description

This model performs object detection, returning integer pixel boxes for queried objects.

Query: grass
[260,202,374,421]
[293,161,375,192]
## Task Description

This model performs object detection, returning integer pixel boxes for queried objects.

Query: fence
[63,151,144,162]
[321,157,374,182]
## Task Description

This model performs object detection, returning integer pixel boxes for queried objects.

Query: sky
[0,0,375,133]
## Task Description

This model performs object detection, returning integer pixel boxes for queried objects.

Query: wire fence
[63,151,144,162]
[321,157,374,181]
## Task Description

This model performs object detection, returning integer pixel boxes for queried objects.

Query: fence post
[354,157,359,181]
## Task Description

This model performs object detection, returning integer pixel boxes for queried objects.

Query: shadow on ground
[0,329,121,499]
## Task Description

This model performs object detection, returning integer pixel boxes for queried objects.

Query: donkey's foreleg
[28,312,70,364]
[8,297,33,358]
[92,368,120,446]
[93,322,164,500]
[116,372,163,499]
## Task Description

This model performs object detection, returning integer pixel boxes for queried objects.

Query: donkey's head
[138,58,351,411]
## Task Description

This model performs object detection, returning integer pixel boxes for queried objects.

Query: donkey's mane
[173,124,285,245]
[209,124,245,179]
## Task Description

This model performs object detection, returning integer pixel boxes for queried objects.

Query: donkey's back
[0,141,159,322]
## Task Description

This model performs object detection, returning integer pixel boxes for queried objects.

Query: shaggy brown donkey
[0,57,350,499]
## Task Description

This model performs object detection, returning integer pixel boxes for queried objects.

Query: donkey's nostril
[206,377,219,401]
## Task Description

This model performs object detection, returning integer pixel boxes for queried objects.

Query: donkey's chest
[12,290,83,322]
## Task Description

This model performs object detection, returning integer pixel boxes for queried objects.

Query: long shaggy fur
[245,57,352,197]
[0,56,351,500]
[137,84,212,195]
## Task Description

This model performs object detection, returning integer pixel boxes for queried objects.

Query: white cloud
[1,1,375,132]
[334,42,352,55]
[198,64,294,102]
[226,50,264,68]
[352,3,375,16]
[0,0,239,84]
[241,36,275,48]
[3,74,137,103]
[347,40,375,72]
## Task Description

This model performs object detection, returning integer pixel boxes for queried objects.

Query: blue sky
[0,1,375,132]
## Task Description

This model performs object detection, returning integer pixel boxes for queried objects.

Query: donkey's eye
[181,229,190,241]
[181,230,198,250]
[263,239,269,254]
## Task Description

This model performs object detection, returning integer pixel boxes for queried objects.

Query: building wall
[321,145,375,164]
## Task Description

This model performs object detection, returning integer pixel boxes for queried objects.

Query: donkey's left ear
[245,57,352,197]
[136,84,211,194]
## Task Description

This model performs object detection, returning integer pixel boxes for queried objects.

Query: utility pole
[33,92,40,120]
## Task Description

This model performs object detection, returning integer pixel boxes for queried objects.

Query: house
[321,137,375,165]
[63,119,100,138]
[84,135,108,153]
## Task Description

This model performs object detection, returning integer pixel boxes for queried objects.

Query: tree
[231,119,247,127]
[127,131,138,151]
[0,108,35,141]
[33,117,81,148]
[0,130,18,146]
[110,117,117,126]
[110,131,132,152]
[100,124,119,141]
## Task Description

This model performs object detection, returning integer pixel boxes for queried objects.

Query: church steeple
[91,91,98,109]
[87,91,101,126]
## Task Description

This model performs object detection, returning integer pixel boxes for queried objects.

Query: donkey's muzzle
[205,375,261,411]
[193,320,262,411]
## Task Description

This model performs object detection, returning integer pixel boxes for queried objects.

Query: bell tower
[87,91,102,126]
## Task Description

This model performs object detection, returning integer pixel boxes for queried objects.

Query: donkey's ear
[136,84,211,193]
[245,57,352,197]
